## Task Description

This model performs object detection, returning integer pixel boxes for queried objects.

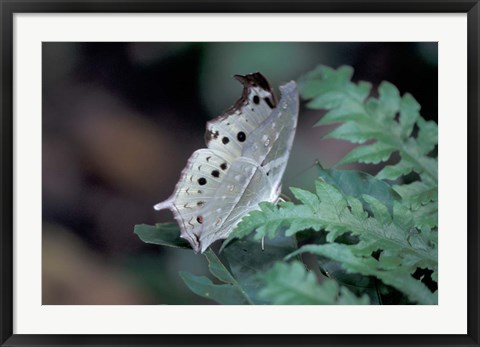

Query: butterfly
[154,73,299,253]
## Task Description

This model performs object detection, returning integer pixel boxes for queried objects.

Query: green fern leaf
[259,261,370,305]
[362,195,392,225]
[231,202,323,241]
[227,177,437,302]
[338,142,396,165]
[399,93,420,138]
[416,118,438,155]
[299,65,438,183]
[393,180,438,209]
[286,243,437,304]
[317,166,400,214]
[376,159,413,181]
[231,180,436,266]
[412,201,438,230]
[324,122,384,144]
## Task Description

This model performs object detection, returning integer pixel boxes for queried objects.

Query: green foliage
[181,235,300,305]
[316,165,400,214]
[299,65,438,184]
[180,250,254,304]
[135,65,438,305]
[138,223,301,304]
[227,177,437,304]
[134,223,190,249]
[260,261,370,304]
[222,235,299,304]
[287,244,436,305]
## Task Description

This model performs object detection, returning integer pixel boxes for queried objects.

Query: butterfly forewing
[198,81,299,252]
[205,73,277,158]
[242,81,299,189]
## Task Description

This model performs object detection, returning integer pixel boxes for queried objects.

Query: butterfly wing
[155,73,277,252]
[154,148,235,252]
[243,81,299,190]
[198,157,275,253]
[154,75,298,253]
[198,81,299,252]
[205,73,278,158]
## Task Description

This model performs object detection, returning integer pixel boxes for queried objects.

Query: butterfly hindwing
[198,157,274,252]
[154,148,235,251]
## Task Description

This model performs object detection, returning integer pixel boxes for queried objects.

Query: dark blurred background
[42,42,437,304]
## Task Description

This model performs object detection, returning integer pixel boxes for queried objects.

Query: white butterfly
[154,73,299,253]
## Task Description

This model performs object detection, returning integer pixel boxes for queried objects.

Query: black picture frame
[1,1,478,346]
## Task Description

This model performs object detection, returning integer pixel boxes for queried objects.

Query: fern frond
[299,65,438,183]
[260,261,370,305]
[393,178,438,209]
[227,179,437,303]
[286,244,437,304]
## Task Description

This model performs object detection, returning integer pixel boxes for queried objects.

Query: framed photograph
[1,1,478,346]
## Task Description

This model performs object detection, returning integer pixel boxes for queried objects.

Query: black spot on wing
[208,73,277,131]
[237,131,246,142]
